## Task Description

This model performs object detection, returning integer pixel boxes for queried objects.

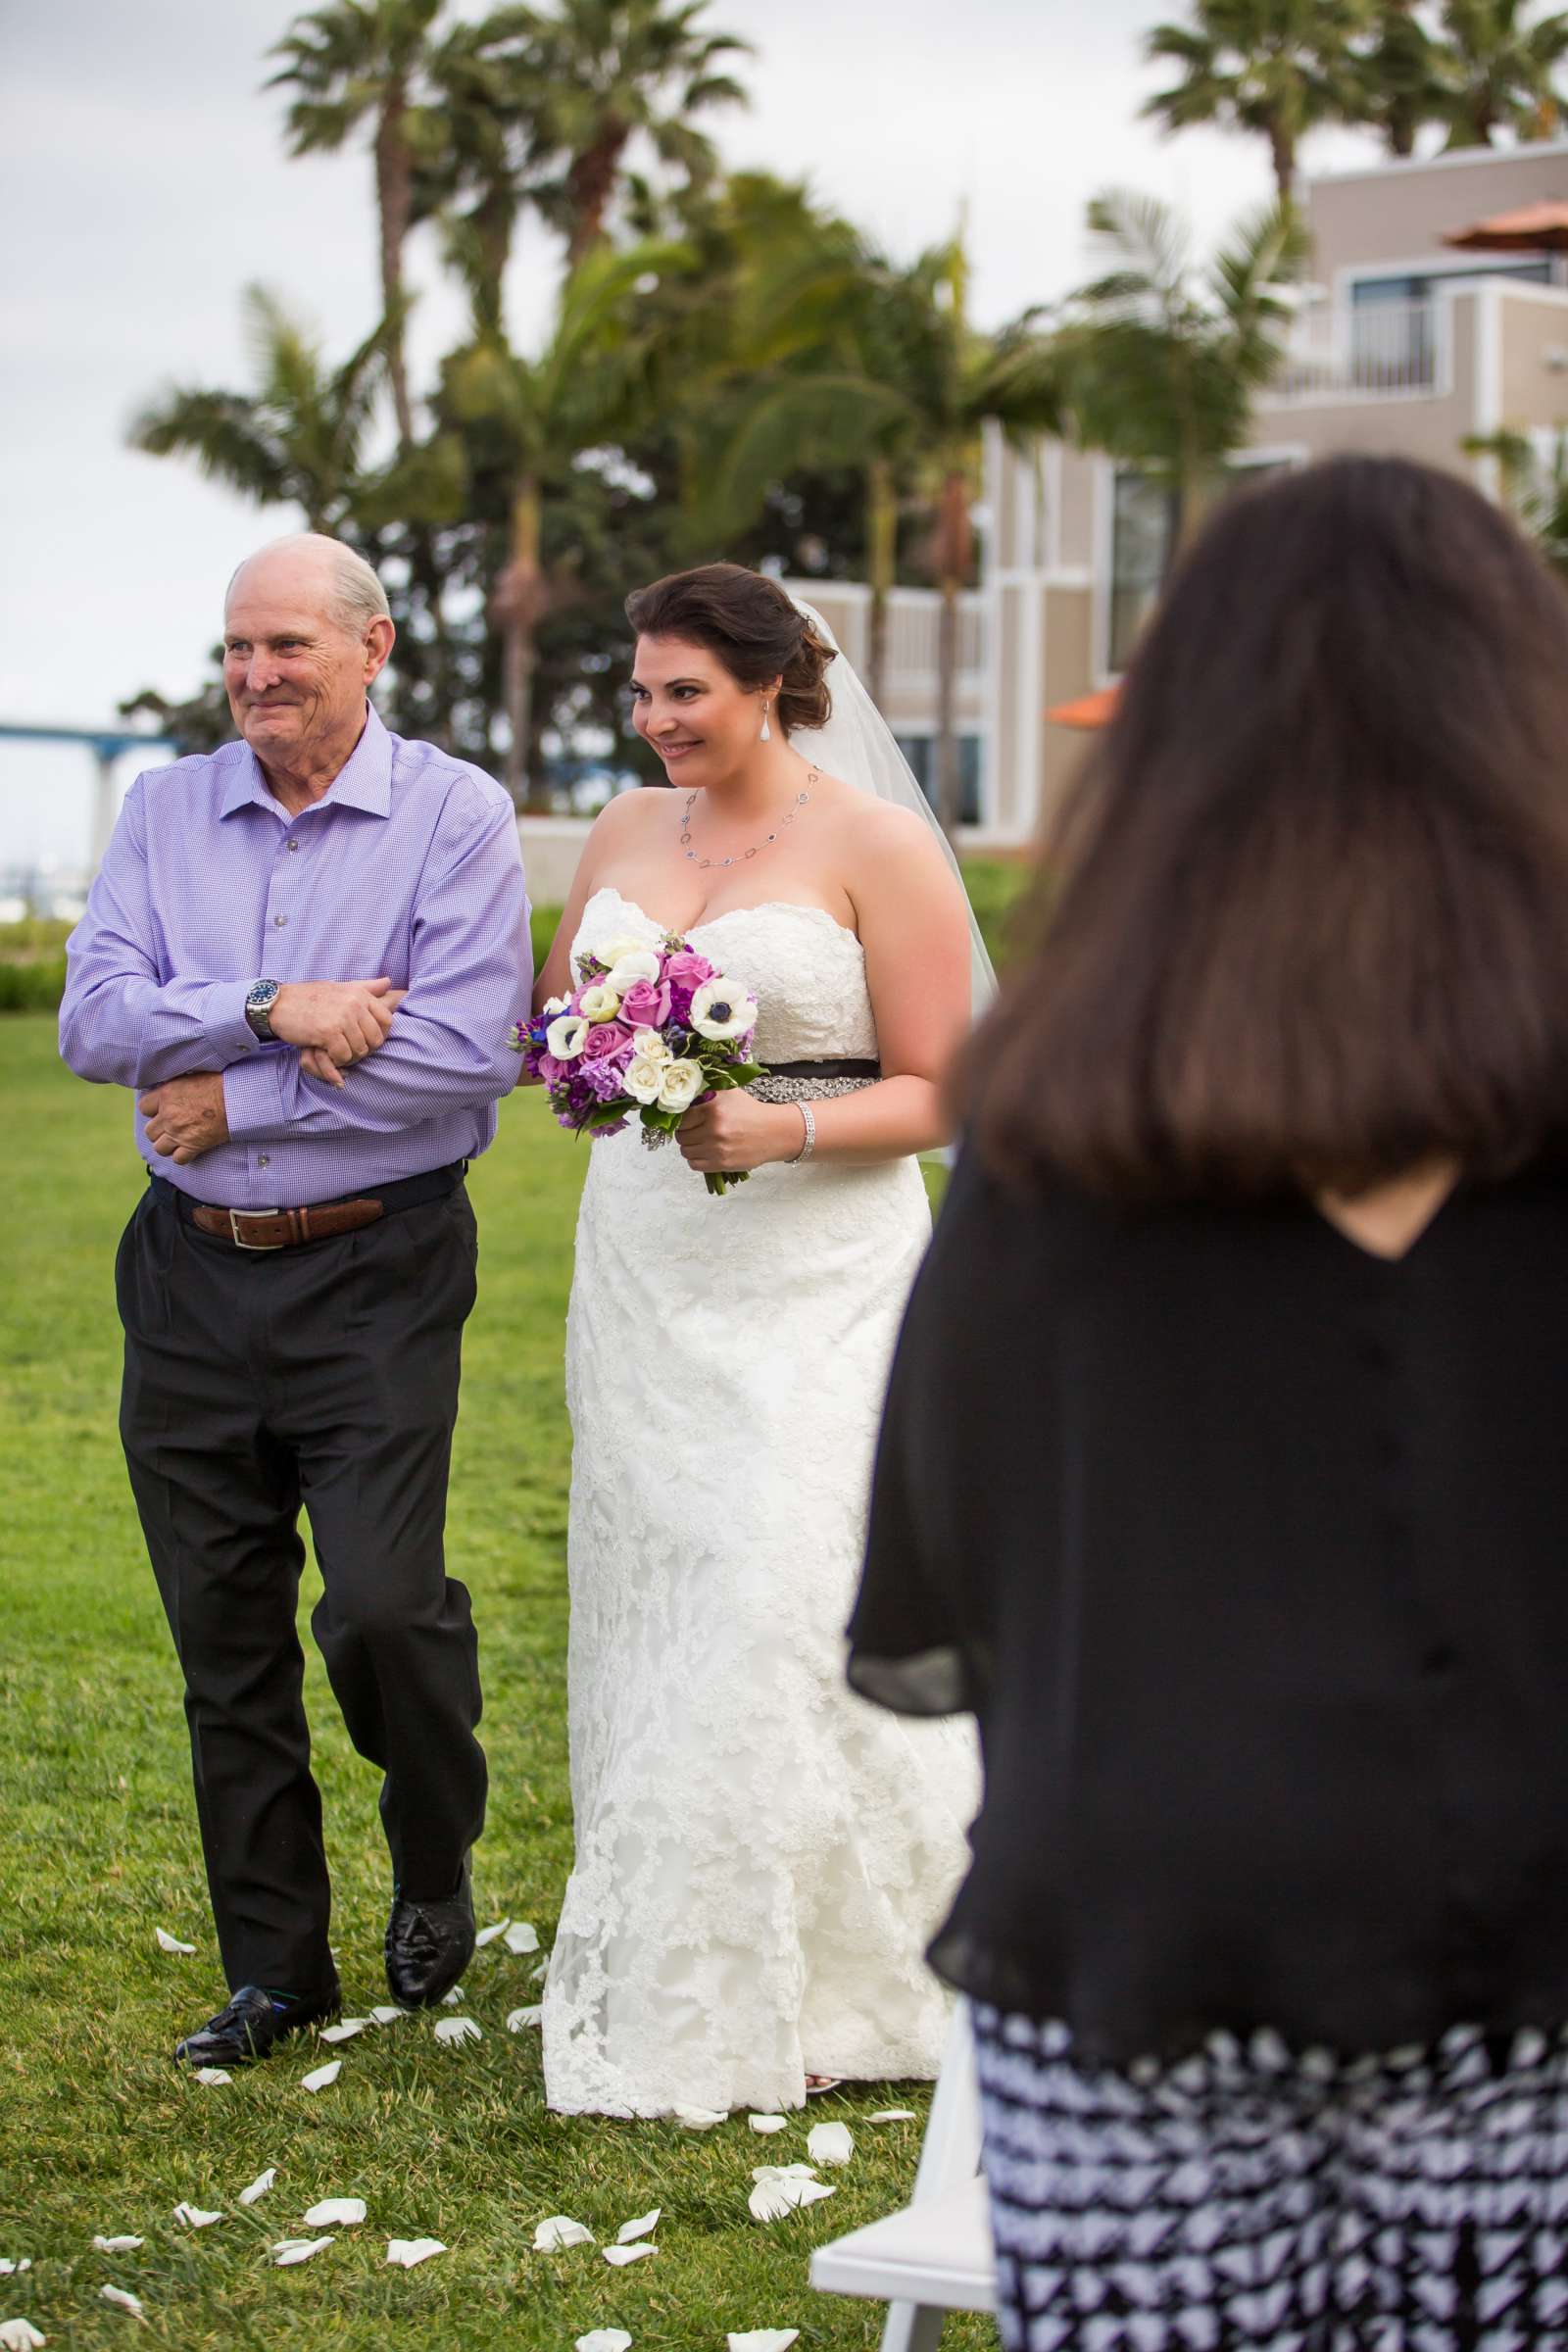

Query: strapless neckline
[583,884,864,956]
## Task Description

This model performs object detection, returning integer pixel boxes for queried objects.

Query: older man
[61,534,530,2067]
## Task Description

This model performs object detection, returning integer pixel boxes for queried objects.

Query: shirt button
[273,913,287,927]
[258,1153,270,1168]
[287,840,300,852]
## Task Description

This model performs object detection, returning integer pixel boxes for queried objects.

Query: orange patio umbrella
[1443,201,1568,254]
[1046,684,1121,729]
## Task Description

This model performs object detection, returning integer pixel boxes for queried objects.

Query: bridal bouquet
[509,935,765,1196]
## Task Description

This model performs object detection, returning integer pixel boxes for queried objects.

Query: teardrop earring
[760,700,771,743]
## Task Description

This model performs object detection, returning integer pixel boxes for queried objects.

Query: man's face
[222,555,384,767]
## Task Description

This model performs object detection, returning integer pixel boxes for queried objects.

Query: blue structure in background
[0,720,176,873]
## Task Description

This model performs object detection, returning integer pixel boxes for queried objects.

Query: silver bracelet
[790,1102,816,1164]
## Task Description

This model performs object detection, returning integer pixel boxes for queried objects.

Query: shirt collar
[220,704,393,820]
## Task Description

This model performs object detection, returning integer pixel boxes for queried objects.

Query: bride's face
[630,635,774,788]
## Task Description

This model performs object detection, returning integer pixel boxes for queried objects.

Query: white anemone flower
[542,994,571,1016]
[657,1059,704,1114]
[622,1055,665,1106]
[577,984,621,1024]
[606,949,662,992]
[689,978,756,1042]
[546,1013,590,1060]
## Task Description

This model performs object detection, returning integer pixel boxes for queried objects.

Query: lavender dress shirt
[59,706,531,1208]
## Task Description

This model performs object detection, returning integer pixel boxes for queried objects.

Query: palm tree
[518,0,751,264]
[1437,0,1568,144]
[129,285,390,532]
[1352,0,1453,155]
[268,0,448,451]
[1056,190,1310,546]
[1466,426,1568,575]
[1144,0,1371,202]
[439,238,692,803]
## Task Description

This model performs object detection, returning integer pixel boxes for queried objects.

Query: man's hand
[269,978,408,1069]
[138,1072,229,1164]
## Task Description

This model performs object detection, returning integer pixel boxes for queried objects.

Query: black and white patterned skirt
[972,2002,1568,2352]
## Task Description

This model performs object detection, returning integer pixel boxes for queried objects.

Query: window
[895,733,983,826]
[1108,471,1179,676]
[1349,262,1553,384]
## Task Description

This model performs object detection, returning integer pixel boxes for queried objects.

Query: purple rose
[618,978,672,1030]
[662,948,715,990]
[580,1019,633,1063]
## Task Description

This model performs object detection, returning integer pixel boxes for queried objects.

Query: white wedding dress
[541,883,980,2119]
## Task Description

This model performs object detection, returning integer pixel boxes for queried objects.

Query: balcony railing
[1266,300,1445,404]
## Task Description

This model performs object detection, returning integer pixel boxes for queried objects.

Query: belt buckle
[229,1206,286,1251]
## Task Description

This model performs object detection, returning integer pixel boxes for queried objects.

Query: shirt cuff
[221,1049,291,1142]
[201,981,266,1068]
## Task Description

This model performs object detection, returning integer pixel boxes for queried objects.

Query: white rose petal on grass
[473,1918,511,1948]
[318,2018,368,2044]
[866,2109,916,2124]
[748,2175,836,2223]
[91,2238,144,2254]
[603,2243,656,2268]
[503,1920,540,1956]
[530,1957,550,1980]
[506,2005,543,2034]
[0,2321,46,2351]
[237,2171,276,2207]
[673,2104,726,2129]
[748,2114,788,2135]
[155,1928,195,1954]
[192,2068,231,2086]
[0,2259,31,2274]
[172,2204,223,2230]
[616,2209,661,2244]
[385,2238,446,2269]
[303,2199,366,2229]
[440,1987,464,2006]
[751,2165,815,2181]
[369,2006,407,2027]
[577,2332,633,2352]
[533,2216,595,2251]
[270,2236,335,2266]
[727,2334,800,2352]
[99,2285,146,2318]
[300,2060,341,2093]
[806,2122,854,2167]
[434,2016,482,2047]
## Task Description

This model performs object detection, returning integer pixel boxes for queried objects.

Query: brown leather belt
[191,1199,384,1250]
[151,1163,466,1253]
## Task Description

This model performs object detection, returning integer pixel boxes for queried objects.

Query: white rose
[546,1013,589,1060]
[577,983,621,1024]
[598,936,651,971]
[607,949,662,993]
[689,977,757,1043]
[658,1058,706,1113]
[623,1055,665,1105]
[631,1027,671,1067]
[542,995,571,1016]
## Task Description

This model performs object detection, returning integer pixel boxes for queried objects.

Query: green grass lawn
[0,1013,993,2352]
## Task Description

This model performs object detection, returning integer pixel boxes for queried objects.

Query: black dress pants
[116,1175,486,1994]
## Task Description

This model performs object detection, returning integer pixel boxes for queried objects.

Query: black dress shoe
[385,1856,475,2008]
[173,1981,341,2069]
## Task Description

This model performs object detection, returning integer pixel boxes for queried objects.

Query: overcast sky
[0,0,1384,870]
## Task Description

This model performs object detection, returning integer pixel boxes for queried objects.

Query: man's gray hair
[226,533,391,635]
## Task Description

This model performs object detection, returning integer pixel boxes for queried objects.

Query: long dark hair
[964,455,1568,1200]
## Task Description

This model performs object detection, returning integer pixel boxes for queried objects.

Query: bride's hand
[676,1093,803,1176]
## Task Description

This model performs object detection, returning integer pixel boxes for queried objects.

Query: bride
[534,562,988,2118]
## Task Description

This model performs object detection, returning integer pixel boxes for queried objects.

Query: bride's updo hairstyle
[625,563,835,735]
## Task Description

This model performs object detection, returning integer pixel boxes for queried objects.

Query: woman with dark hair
[850,457,1568,2348]
[532,564,986,2117]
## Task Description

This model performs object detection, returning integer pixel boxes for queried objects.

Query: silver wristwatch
[245,977,283,1042]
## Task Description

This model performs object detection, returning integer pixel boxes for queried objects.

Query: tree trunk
[1267,114,1297,205]
[375,85,416,452]
[932,466,972,843]
[500,478,543,808]
[865,457,897,713]
[565,122,630,265]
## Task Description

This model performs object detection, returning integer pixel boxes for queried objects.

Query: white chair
[809,1999,996,2350]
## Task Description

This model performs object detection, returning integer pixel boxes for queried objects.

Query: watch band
[245,978,282,1043]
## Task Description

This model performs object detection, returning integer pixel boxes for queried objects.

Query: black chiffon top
[848,1150,1568,2067]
